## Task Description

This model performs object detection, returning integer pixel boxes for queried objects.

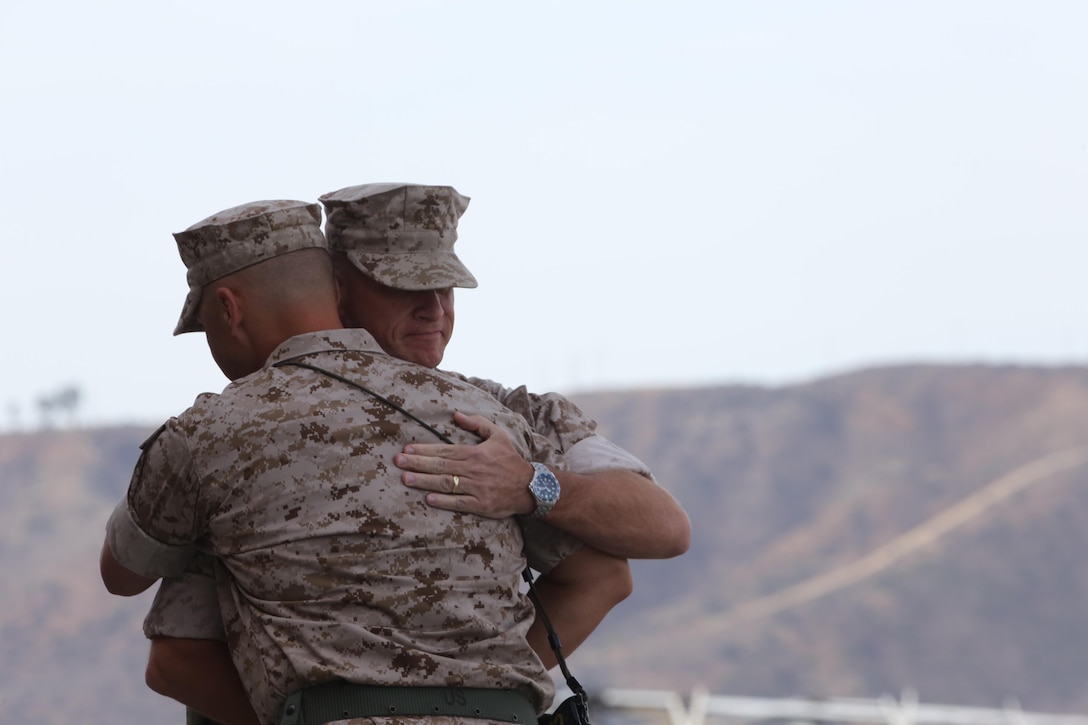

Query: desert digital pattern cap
[319,182,478,291]
[172,200,326,335]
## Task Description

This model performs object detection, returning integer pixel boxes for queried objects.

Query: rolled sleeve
[564,435,656,482]
[518,517,583,574]
[106,498,199,579]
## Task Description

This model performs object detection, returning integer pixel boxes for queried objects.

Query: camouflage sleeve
[457,375,598,454]
[518,516,583,574]
[460,375,657,480]
[143,553,227,641]
[564,435,657,482]
[106,419,207,579]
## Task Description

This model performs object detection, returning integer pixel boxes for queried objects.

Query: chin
[409,349,444,369]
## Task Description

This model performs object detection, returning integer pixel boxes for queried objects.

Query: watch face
[530,462,560,516]
[534,471,560,501]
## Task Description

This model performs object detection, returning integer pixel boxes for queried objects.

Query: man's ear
[214,286,245,337]
[333,269,352,327]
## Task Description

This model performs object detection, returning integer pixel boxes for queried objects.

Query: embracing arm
[525,545,633,669]
[395,412,690,559]
[540,464,689,559]
[140,562,256,725]
[147,637,259,725]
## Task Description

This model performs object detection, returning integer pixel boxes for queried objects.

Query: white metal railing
[594,688,1088,725]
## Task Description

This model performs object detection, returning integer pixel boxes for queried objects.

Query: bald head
[198,248,342,380]
[234,247,338,315]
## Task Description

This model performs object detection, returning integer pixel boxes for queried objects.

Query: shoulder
[139,422,168,451]
[444,372,513,400]
[136,389,236,466]
[391,364,504,404]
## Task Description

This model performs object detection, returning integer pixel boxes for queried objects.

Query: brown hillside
[568,364,1088,710]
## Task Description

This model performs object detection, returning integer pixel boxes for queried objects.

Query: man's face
[339,263,455,368]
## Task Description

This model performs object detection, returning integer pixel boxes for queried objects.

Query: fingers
[422,491,504,521]
[399,465,469,496]
[398,467,520,520]
[453,412,496,440]
[394,450,454,475]
[407,473,488,516]
[392,415,528,520]
[423,492,462,511]
[396,413,494,459]
[399,415,501,460]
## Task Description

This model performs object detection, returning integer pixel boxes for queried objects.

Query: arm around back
[396,411,691,559]
[525,545,633,669]
[146,636,259,725]
[548,464,691,559]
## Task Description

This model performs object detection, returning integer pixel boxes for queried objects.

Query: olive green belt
[279,683,538,725]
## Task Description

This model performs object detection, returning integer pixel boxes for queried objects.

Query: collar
[265,328,386,367]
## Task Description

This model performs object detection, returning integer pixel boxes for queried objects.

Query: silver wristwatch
[527,462,561,518]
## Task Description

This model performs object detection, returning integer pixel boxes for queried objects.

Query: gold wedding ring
[452,475,460,493]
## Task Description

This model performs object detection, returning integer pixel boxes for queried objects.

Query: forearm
[543,469,691,559]
[146,637,259,725]
[525,547,633,669]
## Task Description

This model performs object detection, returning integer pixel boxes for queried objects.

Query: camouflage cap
[319,183,478,291]
[172,200,326,335]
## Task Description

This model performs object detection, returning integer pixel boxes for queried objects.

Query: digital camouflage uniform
[142,377,657,645]
[109,328,583,725]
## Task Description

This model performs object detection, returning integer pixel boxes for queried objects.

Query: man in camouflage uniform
[101,200,594,725]
[321,184,690,562]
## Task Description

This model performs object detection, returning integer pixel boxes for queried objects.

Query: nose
[413,290,445,320]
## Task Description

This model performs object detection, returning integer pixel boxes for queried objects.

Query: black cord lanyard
[273,357,589,709]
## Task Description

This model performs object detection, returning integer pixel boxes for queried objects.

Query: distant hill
[3,364,1087,723]
[571,364,1088,710]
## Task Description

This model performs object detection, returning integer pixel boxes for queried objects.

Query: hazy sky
[2,1,1086,429]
